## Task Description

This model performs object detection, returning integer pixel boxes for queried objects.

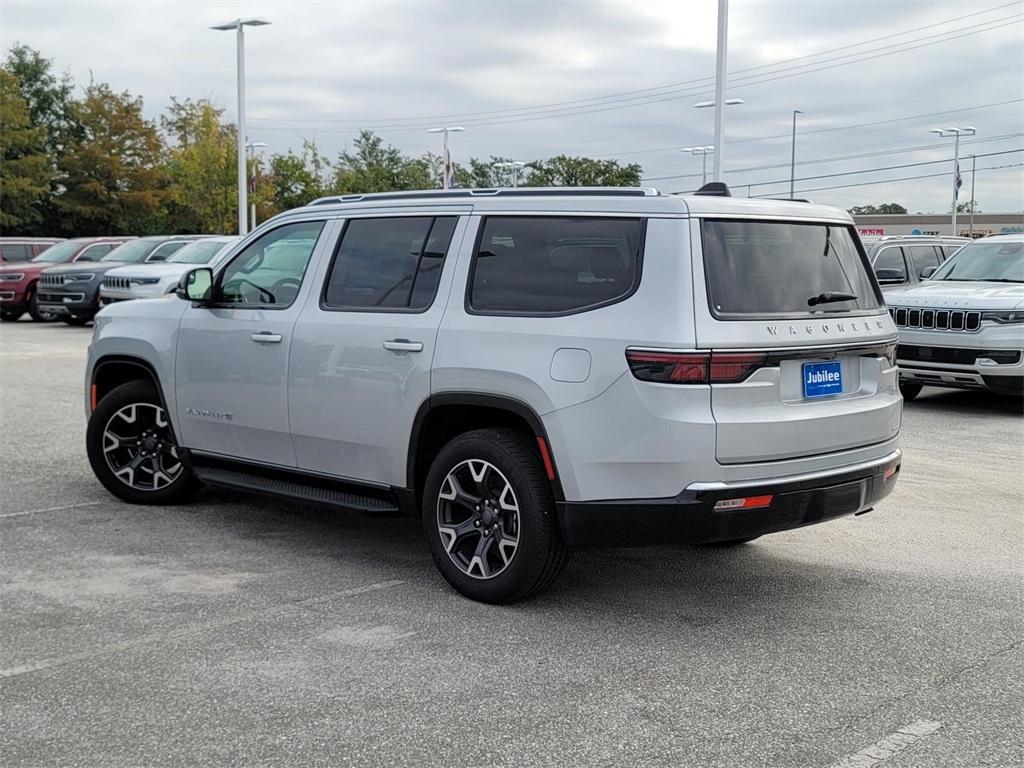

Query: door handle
[383,339,424,353]
[250,332,283,344]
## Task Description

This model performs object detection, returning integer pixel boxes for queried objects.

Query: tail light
[626,350,767,384]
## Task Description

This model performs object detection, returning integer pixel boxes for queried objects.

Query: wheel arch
[408,393,565,502]
[91,356,168,413]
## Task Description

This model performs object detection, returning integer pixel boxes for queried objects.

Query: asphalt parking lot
[1,318,1021,768]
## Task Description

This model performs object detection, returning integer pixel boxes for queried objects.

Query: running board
[192,464,400,514]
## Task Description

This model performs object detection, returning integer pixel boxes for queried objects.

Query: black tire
[86,379,199,505]
[422,428,570,604]
[27,290,56,322]
[899,381,924,401]
[0,310,23,322]
[63,314,91,326]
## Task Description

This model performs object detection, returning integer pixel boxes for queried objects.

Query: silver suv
[885,233,1024,399]
[868,235,970,290]
[84,187,902,602]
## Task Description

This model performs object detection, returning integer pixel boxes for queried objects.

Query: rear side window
[906,245,941,277]
[701,220,881,318]
[469,216,644,315]
[0,244,33,262]
[323,216,457,310]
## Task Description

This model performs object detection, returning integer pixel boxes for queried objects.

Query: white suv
[84,187,902,602]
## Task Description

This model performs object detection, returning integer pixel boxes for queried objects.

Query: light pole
[789,109,803,199]
[968,153,977,236]
[693,97,743,184]
[494,161,526,187]
[682,146,715,187]
[246,141,268,230]
[427,126,465,190]
[212,17,271,236]
[713,0,728,181]
[929,126,976,236]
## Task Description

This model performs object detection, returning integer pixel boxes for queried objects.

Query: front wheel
[422,428,570,603]
[899,381,924,402]
[27,291,57,322]
[0,310,23,322]
[86,380,198,505]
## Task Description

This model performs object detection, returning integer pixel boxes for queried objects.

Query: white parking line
[0,501,104,519]
[829,720,943,768]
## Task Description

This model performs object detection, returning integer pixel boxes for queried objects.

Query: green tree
[524,155,642,187]
[161,98,236,233]
[331,130,432,194]
[0,69,52,231]
[848,203,908,215]
[952,200,980,214]
[451,156,521,188]
[268,139,331,212]
[54,83,168,235]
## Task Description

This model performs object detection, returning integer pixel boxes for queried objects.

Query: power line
[641,132,1024,182]
[245,1,1022,128]
[747,162,1024,196]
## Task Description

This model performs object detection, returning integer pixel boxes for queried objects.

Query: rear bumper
[556,449,901,549]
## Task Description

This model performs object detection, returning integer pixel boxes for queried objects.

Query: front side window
[906,245,941,276]
[219,221,325,307]
[872,247,908,283]
[701,220,882,317]
[102,239,161,263]
[168,240,231,265]
[76,244,114,261]
[930,240,1023,283]
[147,241,187,262]
[323,216,457,310]
[469,216,644,315]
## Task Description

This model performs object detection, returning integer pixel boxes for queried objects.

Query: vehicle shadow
[906,387,1023,416]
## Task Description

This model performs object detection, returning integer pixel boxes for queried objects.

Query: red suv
[0,237,133,322]
[0,238,64,264]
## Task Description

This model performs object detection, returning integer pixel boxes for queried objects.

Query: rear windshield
[701,220,882,318]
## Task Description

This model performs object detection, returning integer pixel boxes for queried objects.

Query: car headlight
[0,273,25,281]
[981,310,1024,324]
[66,272,96,282]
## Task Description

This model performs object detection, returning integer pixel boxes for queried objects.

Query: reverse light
[713,495,774,511]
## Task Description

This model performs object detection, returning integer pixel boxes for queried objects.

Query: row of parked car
[0,235,237,324]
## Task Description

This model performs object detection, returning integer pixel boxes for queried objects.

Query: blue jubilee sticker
[803,361,843,398]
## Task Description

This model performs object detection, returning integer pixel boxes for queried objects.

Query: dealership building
[852,212,1023,242]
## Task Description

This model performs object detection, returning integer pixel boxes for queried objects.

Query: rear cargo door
[693,217,901,464]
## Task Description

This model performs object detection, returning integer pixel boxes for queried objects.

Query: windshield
[701,220,882,317]
[930,240,1023,282]
[167,240,230,265]
[31,241,83,263]
[101,239,160,263]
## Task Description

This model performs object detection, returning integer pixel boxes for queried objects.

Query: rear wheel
[704,536,760,547]
[86,380,198,505]
[0,310,23,322]
[899,381,924,401]
[27,291,56,322]
[422,428,569,603]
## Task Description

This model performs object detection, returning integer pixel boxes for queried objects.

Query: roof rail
[694,182,731,197]
[308,187,662,206]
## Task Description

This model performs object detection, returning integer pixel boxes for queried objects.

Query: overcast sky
[2,0,1022,213]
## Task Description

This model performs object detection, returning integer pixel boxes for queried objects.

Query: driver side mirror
[919,266,937,279]
[176,267,214,304]
[874,268,906,285]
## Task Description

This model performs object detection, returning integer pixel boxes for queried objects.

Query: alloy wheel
[102,402,183,491]
[436,459,520,579]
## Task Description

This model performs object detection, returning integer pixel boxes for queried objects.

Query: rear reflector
[713,495,774,511]
[626,350,767,384]
[89,383,97,411]
[884,466,898,481]
[536,436,556,482]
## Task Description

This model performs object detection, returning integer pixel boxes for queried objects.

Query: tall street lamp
[682,146,715,187]
[693,96,743,184]
[929,126,976,236]
[713,0,729,182]
[789,109,803,199]
[494,160,526,188]
[211,17,271,236]
[246,141,268,230]
[428,126,464,190]
[968,153,977,237]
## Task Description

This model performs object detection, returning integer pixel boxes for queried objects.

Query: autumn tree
[54,83,168,235]
[0,69,52,231]
[524,155,642,187]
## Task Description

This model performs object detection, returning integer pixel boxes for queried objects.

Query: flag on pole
[953,160,963,201]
